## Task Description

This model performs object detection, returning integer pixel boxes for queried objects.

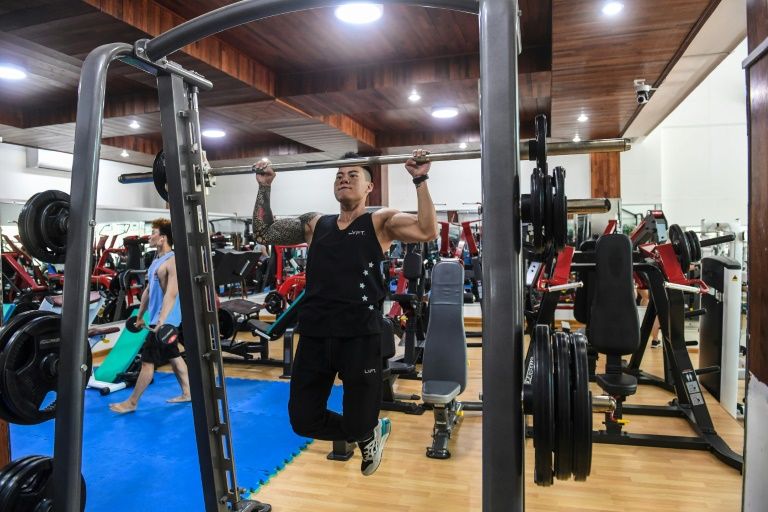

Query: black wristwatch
[413,175,429,186]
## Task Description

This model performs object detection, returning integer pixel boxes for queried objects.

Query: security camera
[634,79,655,105]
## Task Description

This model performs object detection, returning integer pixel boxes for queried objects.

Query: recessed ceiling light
[577,113,589,122]
[408,90,421,102]
[573,134,582,143]
[120,149,129,158]
[202,129,226,138]
[335,3,383,24]
[0,65,27,80]
[431,106,459,119]
[602,2,624,16]
[129,120,140,129]
[459,142,468,150]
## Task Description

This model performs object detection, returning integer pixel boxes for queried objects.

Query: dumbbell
[125,317,179,346]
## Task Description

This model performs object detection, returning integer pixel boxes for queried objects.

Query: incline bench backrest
[421,260,467,393]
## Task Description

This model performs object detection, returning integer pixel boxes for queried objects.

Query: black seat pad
[247,318,272,336]
[588,234,640,356]
[596,373,638,396]
[221,299,262,316]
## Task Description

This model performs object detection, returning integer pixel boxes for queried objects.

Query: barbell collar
[591,395,616,413]
[117,138,631,184]
[566,198,612,214]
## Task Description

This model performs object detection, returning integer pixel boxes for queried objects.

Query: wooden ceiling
[0,0,720,168]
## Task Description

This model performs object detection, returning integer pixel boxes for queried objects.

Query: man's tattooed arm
[252,185,319,245]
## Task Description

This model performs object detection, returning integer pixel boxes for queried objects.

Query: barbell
[116,137,631,189]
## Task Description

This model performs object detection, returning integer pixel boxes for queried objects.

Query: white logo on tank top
[348,230,366,236]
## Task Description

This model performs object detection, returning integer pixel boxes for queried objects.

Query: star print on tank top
[298,213,386,337]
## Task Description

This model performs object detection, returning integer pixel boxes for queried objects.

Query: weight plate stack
[552,331,573,480]
[685,230,702,263]
[0,456,86,512]
[0,313,92,425]
[152,150,169,202]
[0,311,53,424]
[668,224,692,270]
[530,170,544,252]
[552,167,568,252]
[543,174,554,252]
[18,190,70,264]
[569,332,592,481]
[533,324,554,486]
[0,456,45,507]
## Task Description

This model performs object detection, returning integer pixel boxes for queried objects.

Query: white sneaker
[358,418,391,476]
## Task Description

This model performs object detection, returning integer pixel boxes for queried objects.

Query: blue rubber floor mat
[11,373,343,511]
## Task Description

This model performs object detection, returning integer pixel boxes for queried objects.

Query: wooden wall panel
[747,0,768,52]
[747,0,768,384]
[590,152,621,198]
[0,421,8,466]
[368,164,389,208]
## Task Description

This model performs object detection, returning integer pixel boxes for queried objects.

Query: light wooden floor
[205,318,745,512]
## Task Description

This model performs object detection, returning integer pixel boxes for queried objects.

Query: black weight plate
[552,331,573,480]
[0,311,54,424]
[668,224,691,270]
[10,301,41,319]
[218,308,235,340]
[0,456,44,501]
[685,230,702,264]
[570,332,592,481]
[534,114,548,172]
[543,174,553,251]
[264,291,285,315]
[532,324,554,486]
[530,170,544,252]
[152,150,169,202]
[0,456,46,511]
[37,200,68,259]
[552,167,568,252]
[1,314,92,425]
[10,456,85,512]
[18,191,70,264]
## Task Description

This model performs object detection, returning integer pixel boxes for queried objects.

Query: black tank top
[298,213,386,337]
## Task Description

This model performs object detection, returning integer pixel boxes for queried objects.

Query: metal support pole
[57,42,133,512]
[158,73,265,511]
[479,0,523,510]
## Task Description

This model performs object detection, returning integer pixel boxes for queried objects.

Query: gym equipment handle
[547,282,584,292]
[699,233,736,247]
[117,139,631,184]
[664,282,702,294]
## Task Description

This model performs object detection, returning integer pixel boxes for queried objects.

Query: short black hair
[341,152,373,182]
[151,218,173,247]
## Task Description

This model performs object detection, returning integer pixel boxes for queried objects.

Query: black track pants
[288,334,382,442]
